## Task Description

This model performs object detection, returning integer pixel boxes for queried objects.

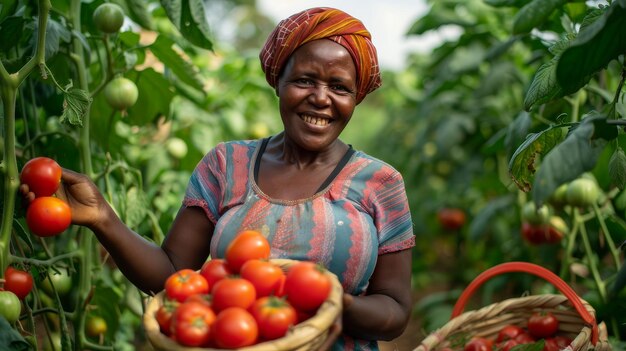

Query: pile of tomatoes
[153,230,333,349]
[19,156,72,237]
[454,311,572,351]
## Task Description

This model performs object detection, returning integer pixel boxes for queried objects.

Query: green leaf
[512,0,565,34]
[406,5,473,35]
[0,317,30,351]
[124,0,154,30]
[556,1,626,95]
[609,147,626,190]
[0,16,25,56]
[531,115,613,204]
[12,219,34,253]
[61,87,91,126]
[160,0,213,50]
[483,0,527,7]
[504,111,532,157]
[124,186,148,229]
[609,259,626,299]
[126,68,174,125]
[0,0,17,23]
[29,17,72,59]
[509,125,565,192]
[149,35,204,91]
[523,60,560,111]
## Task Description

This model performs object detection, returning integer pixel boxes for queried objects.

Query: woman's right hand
[20,168,111,229]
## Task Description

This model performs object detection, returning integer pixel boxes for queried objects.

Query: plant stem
[592,203,621,269]
[575,208,607,301]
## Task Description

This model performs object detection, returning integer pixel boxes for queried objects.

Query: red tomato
[437,208,466,231]
[284,261,331,312]
[20,157,62,197]
[552,335,572,349]
[240,259,286,297]
[185,293,212,307]
[199,259,231,287]
[499,339,520,351]
[543,337,560,351]
[213,307,258,348]
[527,312,559,339]
[515,332,536,344]
[164,269,210,303]
[496,324,525,343]
[211,277,256,312]
[171,300,216,347]
[3,267,34,300]
[250,296,297,340]
[225,230,270,272]
[26,197,72,237]
[155,297,180,336]
[464,337,493,351]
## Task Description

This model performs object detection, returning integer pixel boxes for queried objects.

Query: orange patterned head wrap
[260,7,382,104]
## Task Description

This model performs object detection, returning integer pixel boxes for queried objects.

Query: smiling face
[277,39,358,152]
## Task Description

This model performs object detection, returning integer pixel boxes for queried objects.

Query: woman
[27,7,415,350]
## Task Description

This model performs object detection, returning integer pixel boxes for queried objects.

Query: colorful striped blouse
[183,139,415,351]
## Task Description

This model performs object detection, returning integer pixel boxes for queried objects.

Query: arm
[341,249,413,341]
[56,169,214,294]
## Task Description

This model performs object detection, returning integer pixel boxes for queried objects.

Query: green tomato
[104,77,138,111]
[166,138,188,159]
[86,315,108,337]
[521,201,551,225]
[93,3,125,34]
[0,290,21,323]
[548,183,569,207]
[41,267,73,297]
[42,332,62,351]
[566,178,599,207]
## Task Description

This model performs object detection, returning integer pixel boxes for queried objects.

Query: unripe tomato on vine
[104,77,138,111]
[565,177,599,207]
[520,202,551,225]
[93,3,125,34]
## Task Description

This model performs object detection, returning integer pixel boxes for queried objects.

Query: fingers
[60,167,87,183]
[18,183,36,203]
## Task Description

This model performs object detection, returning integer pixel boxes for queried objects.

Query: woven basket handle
[450,261,599,345]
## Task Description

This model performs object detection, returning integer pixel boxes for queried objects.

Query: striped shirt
[184,139,415,350]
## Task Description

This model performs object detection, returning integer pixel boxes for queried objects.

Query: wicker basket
[415,262,612,351]
[143,259,344,351]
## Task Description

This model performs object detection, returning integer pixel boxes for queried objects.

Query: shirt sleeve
[183,143,226,224]
[370,169,415,255]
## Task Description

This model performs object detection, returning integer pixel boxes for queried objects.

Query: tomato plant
[155,297,180,336]
[211,277,256,312]
[527,312,559,339]
[92,3,125,34]
[171,300,216,347]
[86,316,107,338]
[240,259,285,297]
[0,290,21,323]
[249,296,297,341]
[284,261,331,312]
[19,157,62,197]
[103,77,139,111]
[164,269,210,303]
[25,197,72,237]
[3,266,33,300]
[565,178,599,208]
[213,307,259,348]
[225,230,271,272]
[199,259,231,287]
[437,208,466,231]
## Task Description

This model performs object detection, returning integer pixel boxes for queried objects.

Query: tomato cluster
[20,157,72,237]
[155,230,332,349]
[455,312,571,351]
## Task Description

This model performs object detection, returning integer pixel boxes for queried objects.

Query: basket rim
[143,258,344,351]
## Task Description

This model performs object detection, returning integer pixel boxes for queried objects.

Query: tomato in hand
[527,312,559,339]
[240,259,285,297]
[211,277,256,312]
[155,297,180,335]
[26,196,72,237]
[171,300,216,347]
[225,230,270,272]
[4,266,34,300]
[0,290,21,323]
[284,261,331,312]
[213,307,259,348]
[164,269,209,303]
[199,259,231,287]
[437,208,466,231]
[496,324,525,343]
[20,157,62,198]
[250,296,297,340]
[464,337,493,351]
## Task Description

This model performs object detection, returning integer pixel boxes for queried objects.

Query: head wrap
[260,7,382,104]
